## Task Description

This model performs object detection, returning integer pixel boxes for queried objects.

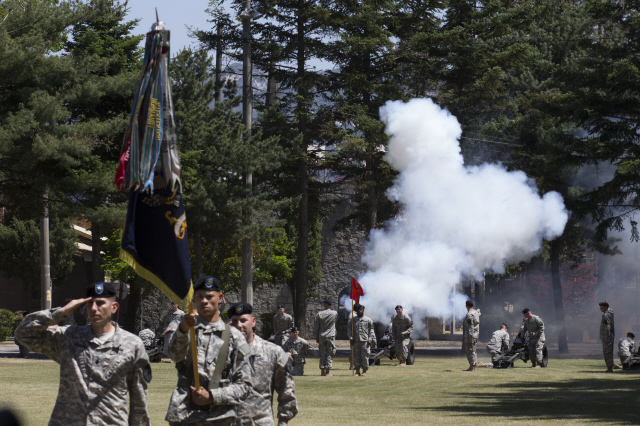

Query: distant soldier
[312,299,338,376]
[599,301,615,373]
[283,327,317,376]
[15,282,151,425]
[522,308,545,368]
[463,300,480,371]
[486,323,510,366]
[274,305,294,347]
[139,322,156,348]
[168,302,185,323]
[228,303,298,426]
[617,332,635,368]
[391,305,413,366]
[347,304,374,376]
[165,276,252,425]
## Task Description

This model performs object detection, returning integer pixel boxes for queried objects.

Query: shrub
[0,309,22,341]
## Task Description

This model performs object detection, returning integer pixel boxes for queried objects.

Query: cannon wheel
[406,341,416,365]
[541,345,548,368]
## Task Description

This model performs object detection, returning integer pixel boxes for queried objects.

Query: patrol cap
[323,299,332,305]
[193,276,221,292]
[277,304,285,309]
[522,308,531,314]
[291,326,300,332]
[599,301,609,307]
[86,282,117,298]
[354,303,364,310]
[395,305,403,310]
[228,302,253,317]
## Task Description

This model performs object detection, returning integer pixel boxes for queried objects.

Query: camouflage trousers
[466,338,477,365]
[619,353,631,365]
[275,333,289,347]
[353,341,370,370]
[292,358,306,376]
[395,337,410,362]
[529,339,544,364]
[486,347,502,364]
[170,420,234,426]
[602,340,614,368]
[318,336,336,369]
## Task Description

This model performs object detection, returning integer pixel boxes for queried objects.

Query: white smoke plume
[357,98,569,326]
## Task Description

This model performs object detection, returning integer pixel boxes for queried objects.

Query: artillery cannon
[622,350,640,370]
[493,327,548,369]
[369,322,415,366]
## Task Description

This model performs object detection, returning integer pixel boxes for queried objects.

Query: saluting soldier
[312,299,338,376]
[15,282,152,425]
[599,301,615,373]
[463,300,480,371]
[283,327,317,376]
[274,305,294,347]
[522,308,545,368]
[228,303,298,426]
[391,305,413,366]
[617,332,635,368]
[165,276,252,425]
[347,304,375,376]
[486,323,510,366]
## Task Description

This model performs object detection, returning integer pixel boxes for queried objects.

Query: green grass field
[1,356,639,425]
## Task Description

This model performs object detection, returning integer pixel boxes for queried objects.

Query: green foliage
[0,309,22,341]
[259,312,274,339]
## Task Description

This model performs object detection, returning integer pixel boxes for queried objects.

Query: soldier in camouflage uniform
[463,300,480,371]
[617,332,635,368]
[599,301,615,372]
[168,302,186,323]
[165,276,252,426]
[486,323,510,365]
[522,308,545,368]
[312,299,338,376]
[15,282,152,426]
[274,305,294,347]
[347,304,374,376]
[283,327,318,376]
[228,303,298,426]
[391,305,413,366]
[139,322,156,348]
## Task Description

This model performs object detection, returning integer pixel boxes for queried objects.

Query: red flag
[350,277,364,304]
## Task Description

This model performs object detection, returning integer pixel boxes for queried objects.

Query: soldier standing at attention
[274,305,294,347]
[165,276,252,425]
[599,301,615,373]
[228,303,298,426]
[347,304,375,376]
[15,282,151,425]
[312,299,338,376]
[522,308,545,368]
[486,324,510,366]
[391,305,413,366]
[283,327,317,376]
[464,300,480,371]
[139,322,156,348]
[617,332,635,369]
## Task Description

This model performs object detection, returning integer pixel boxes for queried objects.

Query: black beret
[354,304,364,310]
[277,304,285,309]
[599,301,609,307]
[144,322,152,329]
[291,326,299,332]
[193,276,220,292]
[323,299,332,305]
[395,305,403,310]
[86,282,117,298]
[466,300,474,307]
[228,302,253,317]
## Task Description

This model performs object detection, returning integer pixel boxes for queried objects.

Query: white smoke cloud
[357,98,569,326]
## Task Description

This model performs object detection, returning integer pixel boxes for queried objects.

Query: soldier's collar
[196,317,226,332]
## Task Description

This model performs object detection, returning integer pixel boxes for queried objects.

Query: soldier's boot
[325,369,334,377]
[355,368,361,376]
[320,368,326,376]
[477,361,486,367]
[613,364,623,370]
[361,369,367,377]
[464,365,475,371]
[605,366,614,373]
[532,365,541,369]
[397,361,406,366]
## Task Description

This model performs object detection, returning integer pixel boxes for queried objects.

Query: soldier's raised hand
[179,311,198,333]
[60,297,91,317]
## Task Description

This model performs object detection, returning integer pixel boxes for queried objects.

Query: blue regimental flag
[120,182,193,306]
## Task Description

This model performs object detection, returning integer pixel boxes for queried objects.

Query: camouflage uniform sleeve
[504,332,510,350]
[368,318,375,341]
[128,341,152,426]
[210,342,252,406]
[287,315,294,329]
[347,318,352,340]
[14,308,68,363]
[536,317,544,335]
[391,318,398,338]
[169,328,190,362]
[405,316,414,335]
[273,347,298,422]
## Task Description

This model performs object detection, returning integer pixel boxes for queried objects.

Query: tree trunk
[193,223,203,279]
[124,281,143,333]
[90,222,104,283]
[215,21,223,105]
[550,239,569,353]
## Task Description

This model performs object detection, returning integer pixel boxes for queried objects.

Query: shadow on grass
[415,377,640,424]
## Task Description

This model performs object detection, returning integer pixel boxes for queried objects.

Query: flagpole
[350,298,355,375]
[189,303,200,389]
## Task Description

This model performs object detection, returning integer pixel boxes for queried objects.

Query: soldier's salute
[312,299,338,376]
[228,303,298,426]
[274,305,294,347]
[283,327,317,376]
[15,282,151,426]
[463,300,480,371]
[599,301,615,373]
[165,276,252,425]
[522,308,545,368]
[347,304,375,376]
[391,305,413,366]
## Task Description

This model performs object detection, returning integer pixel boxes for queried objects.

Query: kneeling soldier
[617,332,635,369]
[165,276,252,425]
[15,282,151,425]
[486,323,510,366]
[229,303,298,426]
